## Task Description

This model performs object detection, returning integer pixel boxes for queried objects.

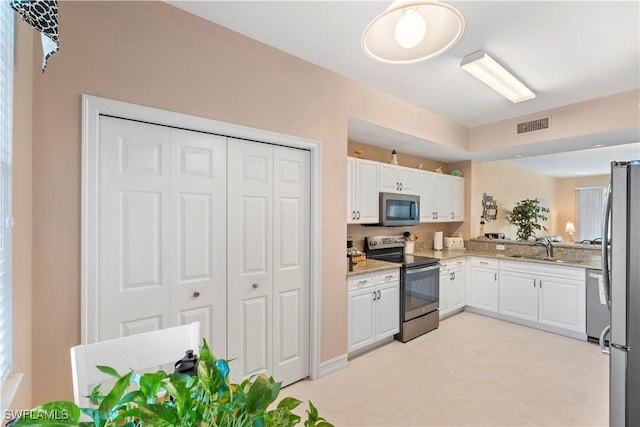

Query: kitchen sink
[540,257,582,264]
[508,254,582,264]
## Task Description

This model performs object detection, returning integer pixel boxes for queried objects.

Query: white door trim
[81,94,322,380]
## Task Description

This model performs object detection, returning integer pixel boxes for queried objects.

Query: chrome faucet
[530,238,554,257]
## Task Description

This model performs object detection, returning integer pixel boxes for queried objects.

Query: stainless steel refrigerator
[601,160,640,426]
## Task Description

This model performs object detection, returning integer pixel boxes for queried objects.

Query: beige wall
[470,90,640,152]
[473,161,557,239]
[11,19,33,410]
[554,175,609,242]
[29,1,468,404]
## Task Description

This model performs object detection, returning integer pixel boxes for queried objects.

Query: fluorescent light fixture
[461,50,535,103]
[362,1,465,64]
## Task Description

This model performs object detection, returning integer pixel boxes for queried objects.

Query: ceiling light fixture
[362,0,465,64]
[461,50,535,103]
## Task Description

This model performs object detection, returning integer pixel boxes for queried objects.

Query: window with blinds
[0,1,14,383]
[575,186,607,243]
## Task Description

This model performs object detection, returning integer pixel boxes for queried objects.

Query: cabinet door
[416,171,435,222]
[355,159,379,223]
[439,270,451,316]
[470,267,499,312]
[538,277,586,333]
[348,287,376,352]
[375,283,400,340]
[433,174,450,221]
[449,177,464,221]
[499,271,538,322]
[379,164,400,193]
[347,158,355,223]
[397,167,416,193]
[450,268,466,310]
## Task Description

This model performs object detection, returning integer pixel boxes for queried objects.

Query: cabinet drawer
[443,258,466,270]
[349,273,375,290]
[471,257,499,269]
[374,269,400,284]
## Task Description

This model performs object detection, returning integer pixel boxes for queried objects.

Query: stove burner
[370,253,438,268]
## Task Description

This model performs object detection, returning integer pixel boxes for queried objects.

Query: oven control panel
[366,235,405,249]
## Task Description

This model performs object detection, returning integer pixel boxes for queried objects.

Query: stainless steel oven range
[365,235,440,342]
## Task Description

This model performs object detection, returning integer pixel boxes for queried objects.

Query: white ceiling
[167,0,640,177]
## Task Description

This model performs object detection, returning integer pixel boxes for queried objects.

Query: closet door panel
[170,129,227,358]
[273,147,310,386]
[98,116,172,341]
[227,139,274,381]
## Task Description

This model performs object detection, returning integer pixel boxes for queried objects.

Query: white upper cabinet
[432,174,450,221]
[347,158,379,224]
[379,164,416,194]
[416,171,435,222]
[449,176,464,221]
[347,158,463,224]
[414,170,464,223]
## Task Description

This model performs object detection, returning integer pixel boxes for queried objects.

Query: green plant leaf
[277,396,302,411]
[138,403,178,426]
[246,374,277,413]
[96,365,121,379]
[97,371,133,420]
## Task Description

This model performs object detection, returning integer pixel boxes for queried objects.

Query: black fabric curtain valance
[10,0,59,72]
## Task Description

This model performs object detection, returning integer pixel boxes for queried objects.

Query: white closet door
[169,129,227,358]
[272,147,310,386]
[98,117,173,340]
[227,139,274,381]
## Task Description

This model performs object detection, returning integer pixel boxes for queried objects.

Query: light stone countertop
[412,249,601,270]
[346,248,601,278]
[346,259,402,277]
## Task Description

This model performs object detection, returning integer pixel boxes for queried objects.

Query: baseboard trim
[318,354,348,378]
[464,306,588,341]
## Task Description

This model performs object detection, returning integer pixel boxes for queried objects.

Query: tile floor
[282,312,609,426]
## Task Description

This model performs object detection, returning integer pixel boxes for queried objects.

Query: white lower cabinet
[348,269,400,352]
[440,258,466,317]
[499,260,586,334]
[469,258,499,313]
[498,270,538,322]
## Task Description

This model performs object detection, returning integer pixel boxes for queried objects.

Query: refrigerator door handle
[599,325,611,355]
[601,183,612,310]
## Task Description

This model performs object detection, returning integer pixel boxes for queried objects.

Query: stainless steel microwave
[379,192,420,226]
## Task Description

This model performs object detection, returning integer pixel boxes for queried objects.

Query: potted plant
[10,340,332,427]
[506,198,550,241]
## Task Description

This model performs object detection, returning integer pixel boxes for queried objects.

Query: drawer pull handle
[480,261,489,265]
[193,291,201,298]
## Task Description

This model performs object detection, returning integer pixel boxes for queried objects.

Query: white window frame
[0,2,22,413]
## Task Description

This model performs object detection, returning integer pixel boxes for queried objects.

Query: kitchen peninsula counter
[411,248,601,270]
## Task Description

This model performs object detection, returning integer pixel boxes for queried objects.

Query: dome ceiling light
[362,0,465,64]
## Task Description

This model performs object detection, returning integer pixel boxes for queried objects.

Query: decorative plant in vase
[10,339,332,427]
[506,198,550,241]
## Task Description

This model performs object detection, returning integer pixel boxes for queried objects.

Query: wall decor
[482,193,498,222]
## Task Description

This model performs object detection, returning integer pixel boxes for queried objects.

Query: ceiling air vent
[516,117,550,135]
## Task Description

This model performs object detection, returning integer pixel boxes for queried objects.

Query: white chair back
[70,322,201,407]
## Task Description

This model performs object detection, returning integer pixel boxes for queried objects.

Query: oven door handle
[405,264,440,274]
